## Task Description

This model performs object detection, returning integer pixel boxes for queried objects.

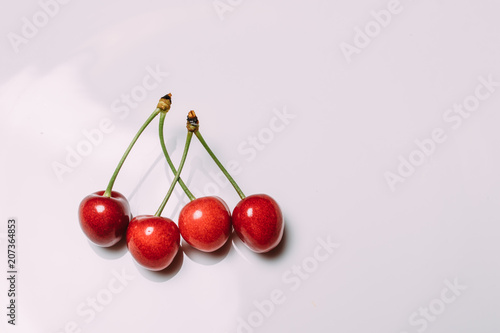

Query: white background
[1,0,500,332]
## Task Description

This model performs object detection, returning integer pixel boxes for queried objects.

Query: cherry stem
[158,112,196,201]
[103,108,161,197]
[154,131,193,217]
[104,94,171,197]
[194,130,246,200]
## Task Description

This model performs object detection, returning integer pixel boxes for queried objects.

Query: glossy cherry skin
[78,190,131,247]
[126,215,180,271]
[232,194,284,253]
[178,196,232,252]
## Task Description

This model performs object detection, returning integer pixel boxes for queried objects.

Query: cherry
[178,196,231,252]
[232,194,283,253]
[160,111,233,253]
[78,190,131,247]
[192,115,285,253]
[127,110,193,270]
[78,94,172,247]
[126,215,180,271]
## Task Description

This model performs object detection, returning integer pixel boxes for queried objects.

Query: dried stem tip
[157,93,172,111]
[186,110,199,132]
[187,110,197,120]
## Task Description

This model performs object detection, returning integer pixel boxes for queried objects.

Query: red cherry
[126,215,180,271]
[178,196,232,252]
[78,190,131,247]
[232,194,284,253]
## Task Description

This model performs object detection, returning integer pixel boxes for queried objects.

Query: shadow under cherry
[88,236,129,260]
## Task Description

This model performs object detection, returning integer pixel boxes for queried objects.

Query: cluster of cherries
[78,94,284,271]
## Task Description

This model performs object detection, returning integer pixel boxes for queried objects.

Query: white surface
[1,0,500,332]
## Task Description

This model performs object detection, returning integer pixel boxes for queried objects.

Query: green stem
[194,130,246,200]
[104,108,162,197]
[158,112,196,201]
[154,131,193,216]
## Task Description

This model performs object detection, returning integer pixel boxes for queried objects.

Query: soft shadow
[134,249,184,282]
[181,233,232,266]
[88,236,128,260]
[128,152,164,201]
[229,230,255,263]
